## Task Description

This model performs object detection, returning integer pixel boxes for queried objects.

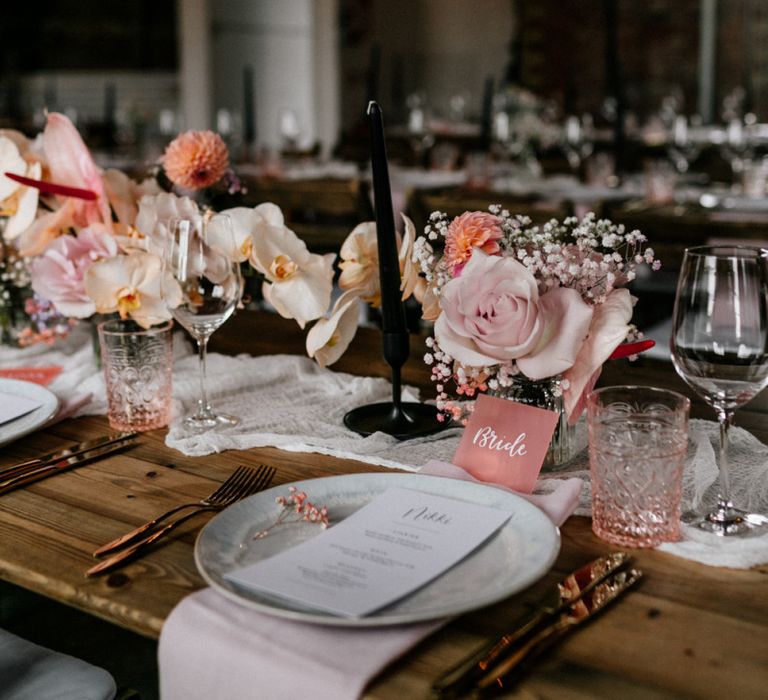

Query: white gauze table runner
[3,327,768,568]
[164,350,768,569]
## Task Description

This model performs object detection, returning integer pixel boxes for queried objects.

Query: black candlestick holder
[343,331,444,440]
[344,101,445,440]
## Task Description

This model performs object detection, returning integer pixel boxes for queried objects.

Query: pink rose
[434,250,593,379]
[562,288,633,421]
[31,225,118,318]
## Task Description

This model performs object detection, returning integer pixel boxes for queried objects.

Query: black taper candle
[479,75,494,149]
[367,101,407,335]
[243,65,256,148]
[343,102,445,439]
[604,0,624,179]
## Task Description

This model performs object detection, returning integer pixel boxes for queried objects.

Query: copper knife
[0,432,137,481]
[473,567,643,695]
[432,552,630,698]
[0,435,137,496]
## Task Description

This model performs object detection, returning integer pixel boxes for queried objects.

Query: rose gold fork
[86,465,275,576]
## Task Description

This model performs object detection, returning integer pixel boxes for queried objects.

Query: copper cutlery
[0,433,137,497]
[87,464,276,577]
[0,432,137,480]
[473,567,643,695]
[432,553,639,698]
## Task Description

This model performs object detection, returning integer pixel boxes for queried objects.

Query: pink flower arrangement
[0,113,244,339]
[414,210,659,423]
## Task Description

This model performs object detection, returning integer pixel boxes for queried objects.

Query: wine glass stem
[196,335,212,419]
[716,407,734,506]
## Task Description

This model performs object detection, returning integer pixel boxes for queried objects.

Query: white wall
[312,0,341,155]
[178,0,213,131]
[209,0,340,154]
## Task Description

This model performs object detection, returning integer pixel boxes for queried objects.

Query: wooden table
[1,311,767,698]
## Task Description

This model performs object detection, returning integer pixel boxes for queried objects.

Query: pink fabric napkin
[159,589,443,700]
[419,460,583,527]
[158,468,582,700]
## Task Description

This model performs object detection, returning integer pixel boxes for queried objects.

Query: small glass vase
[490,374,585,471]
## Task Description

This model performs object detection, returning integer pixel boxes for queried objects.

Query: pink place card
[0,367,62,386]
[452,394,560,493]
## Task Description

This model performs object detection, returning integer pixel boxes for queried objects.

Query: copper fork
[87,464,275,576]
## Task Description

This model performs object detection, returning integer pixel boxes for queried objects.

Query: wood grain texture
[1,310,767,698]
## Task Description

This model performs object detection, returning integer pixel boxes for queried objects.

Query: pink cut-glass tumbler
[98,319,173,432]
[587,386,690,547]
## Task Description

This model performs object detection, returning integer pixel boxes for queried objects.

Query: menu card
[225,487,512,618]
[0,393,42,426]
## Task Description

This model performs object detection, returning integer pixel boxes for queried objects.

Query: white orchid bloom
[133,192,201,255]
[253,202,284,226]
[215,206,260,262]
[338,222,380,305]
[0,136,44,242]
[251,220,335,328]
[216,202,286,263]
[306,290,362,368]
[399,214,426,303]
[4,161,41,241]
[338,215,425,308]
[0,136,27,202]
[84,251,182,329]
[0,129,33,158]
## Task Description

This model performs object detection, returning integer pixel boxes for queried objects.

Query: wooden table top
[1,310,767,699]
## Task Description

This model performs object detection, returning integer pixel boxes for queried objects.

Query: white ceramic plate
[0,378,59,448]
[195,472,560,627]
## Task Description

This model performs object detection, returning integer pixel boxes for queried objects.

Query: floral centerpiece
[411,208,658,465]
[0,113,248,341]
[0,111,417,370]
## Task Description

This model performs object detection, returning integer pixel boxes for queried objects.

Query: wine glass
[165,213,243,432]
[671,246,768,536]
[562,114,594,174]
[278,109,301,151]
[667,115,702,174]
[720,118,756,178]
[405,93,434,167]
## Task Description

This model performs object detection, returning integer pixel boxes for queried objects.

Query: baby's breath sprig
[253,486,329,540]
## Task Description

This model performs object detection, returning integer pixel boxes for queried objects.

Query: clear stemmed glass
[720,118,756,179]
[165,213,243,432]
[562,114,594,174]
[671,246,768,536]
